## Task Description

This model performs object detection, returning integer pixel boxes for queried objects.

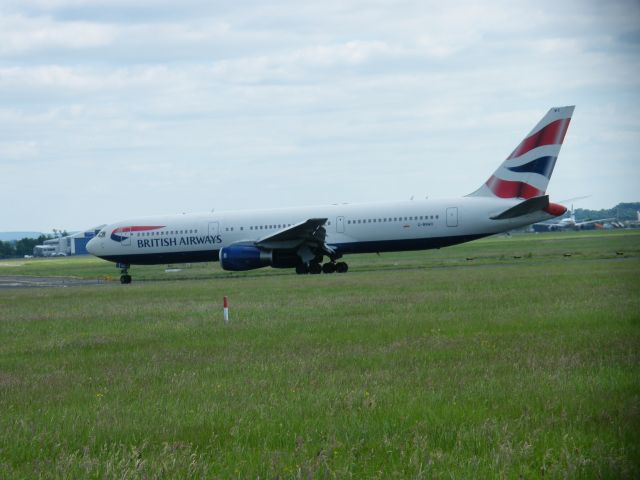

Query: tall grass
[0,231,638,477]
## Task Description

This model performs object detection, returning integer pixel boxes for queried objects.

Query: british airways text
[137,235,222,248]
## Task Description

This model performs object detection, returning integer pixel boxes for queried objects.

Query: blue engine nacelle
[219,245,299,271]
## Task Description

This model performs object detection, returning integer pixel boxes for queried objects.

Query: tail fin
[468,106,574,199]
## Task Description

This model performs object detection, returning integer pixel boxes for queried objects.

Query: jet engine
[219,245,299,271]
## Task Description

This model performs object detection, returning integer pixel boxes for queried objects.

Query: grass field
[0,230,639,478]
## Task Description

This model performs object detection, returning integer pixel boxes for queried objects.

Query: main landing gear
[118,263,132,284]
[295,260,348,275]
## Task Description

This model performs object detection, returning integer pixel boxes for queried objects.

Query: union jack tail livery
[469,106,574,199]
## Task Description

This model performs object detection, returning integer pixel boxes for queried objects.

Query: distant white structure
[33,226,106,257]
[627,211,640,229]
[33,245,57,257]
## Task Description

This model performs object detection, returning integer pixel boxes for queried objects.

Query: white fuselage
[86,106,574,277]
[87,196,557,266]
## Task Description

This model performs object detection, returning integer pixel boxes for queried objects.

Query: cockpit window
[97,231,106,238]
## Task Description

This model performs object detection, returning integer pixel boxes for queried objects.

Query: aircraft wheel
[322,262,336,274]
[336,262,348,273]
[295,264,308,275]
[120,274,132,284]
[309,262,322,274]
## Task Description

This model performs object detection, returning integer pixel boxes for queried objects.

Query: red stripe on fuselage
[130,225,165,232]
[507,118,571,160]
[486,175,543,199]
[113,225,165,234]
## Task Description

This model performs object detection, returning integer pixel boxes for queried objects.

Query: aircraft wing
[574,217,616,227]
[255,218,334,256]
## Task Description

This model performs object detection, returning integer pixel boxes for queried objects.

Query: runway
[0,276,105,289]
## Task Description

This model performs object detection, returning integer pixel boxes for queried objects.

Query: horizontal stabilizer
[490,195,549,220]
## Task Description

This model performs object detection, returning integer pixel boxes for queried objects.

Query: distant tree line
[0,235,53,259]
[574,202,640,222]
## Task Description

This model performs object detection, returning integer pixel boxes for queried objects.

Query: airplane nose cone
[86,237,98,255]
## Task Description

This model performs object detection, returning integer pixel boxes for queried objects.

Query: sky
[1,0,639,232]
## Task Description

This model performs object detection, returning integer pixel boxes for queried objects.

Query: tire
[309,262,322,274]
[322,262,336,274]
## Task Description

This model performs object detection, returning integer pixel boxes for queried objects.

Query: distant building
[33,226,105,257]
[57,230,92,256]
[33,245,57,257]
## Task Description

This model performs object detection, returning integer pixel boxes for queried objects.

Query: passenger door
[208,222,219,239]
[446,207,458,227]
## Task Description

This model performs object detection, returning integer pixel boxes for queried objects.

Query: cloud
[0,0,638,230]
[0,13,116,55]
[0,140,39,160]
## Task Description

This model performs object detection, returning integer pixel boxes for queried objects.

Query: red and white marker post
[223,296,229,323]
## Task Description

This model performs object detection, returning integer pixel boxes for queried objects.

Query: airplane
[87,106,574,284]
[533,204,615,231]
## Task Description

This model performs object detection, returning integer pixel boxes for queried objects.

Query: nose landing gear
[117,263,132,284]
